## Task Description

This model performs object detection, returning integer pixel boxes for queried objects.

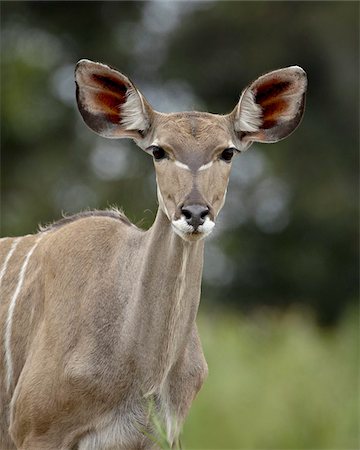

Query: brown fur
[40,208,132,232]
[0,214,207,449]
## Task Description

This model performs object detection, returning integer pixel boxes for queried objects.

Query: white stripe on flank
[5,235,42,392]
[0,238,21,292]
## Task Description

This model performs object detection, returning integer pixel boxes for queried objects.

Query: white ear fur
[234,89,263,133]
[232,66,307,147]
[120,88,149,131]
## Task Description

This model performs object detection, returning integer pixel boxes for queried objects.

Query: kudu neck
[145,208,205,275]
[132,208,205,385]
[143,207,205,308]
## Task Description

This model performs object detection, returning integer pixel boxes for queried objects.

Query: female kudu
[0,60,307,449]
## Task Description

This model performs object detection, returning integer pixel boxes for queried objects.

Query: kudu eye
[220,148,237,162]
[149,146,167,161]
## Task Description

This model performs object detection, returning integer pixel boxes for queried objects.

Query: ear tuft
[75,59,152,139]
[232,66,307,146]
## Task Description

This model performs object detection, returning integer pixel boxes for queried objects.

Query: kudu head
[75,60,307,241]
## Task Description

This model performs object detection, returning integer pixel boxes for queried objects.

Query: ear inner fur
[232,66,307,145]
[75,59,151,138]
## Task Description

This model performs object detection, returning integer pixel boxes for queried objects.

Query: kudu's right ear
[230,66,307,149]
[75,59,153,140]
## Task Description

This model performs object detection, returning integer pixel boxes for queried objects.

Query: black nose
[181,204,210,230]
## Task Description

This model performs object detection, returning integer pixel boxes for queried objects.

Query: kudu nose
[181,204,210,230]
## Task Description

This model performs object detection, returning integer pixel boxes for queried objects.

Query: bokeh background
[1,2,358,449]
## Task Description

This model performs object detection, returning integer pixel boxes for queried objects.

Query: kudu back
[0,60,307,449]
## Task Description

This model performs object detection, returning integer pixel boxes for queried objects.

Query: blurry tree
[1,1,358,325]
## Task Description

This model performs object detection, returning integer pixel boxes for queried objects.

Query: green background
[1,2,358,448]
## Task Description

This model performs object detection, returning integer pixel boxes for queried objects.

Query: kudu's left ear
[230,66,307,147]
[75,59,153,140]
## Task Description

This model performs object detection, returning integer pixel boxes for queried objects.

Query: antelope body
[0,60,307,449]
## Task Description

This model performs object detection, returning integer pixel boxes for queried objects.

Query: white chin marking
[171,216,215,240]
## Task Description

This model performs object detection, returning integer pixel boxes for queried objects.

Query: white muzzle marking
[171,216,215,240]
[197,216,215,235]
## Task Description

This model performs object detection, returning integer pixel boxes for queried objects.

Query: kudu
[0,59,307,449]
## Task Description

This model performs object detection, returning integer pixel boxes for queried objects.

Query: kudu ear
[75,59,153,140]
[231,66,307,147]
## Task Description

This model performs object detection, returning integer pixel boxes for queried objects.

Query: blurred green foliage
[1,1,358,325]
[1,3,359,448]
[183,309,358,449]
